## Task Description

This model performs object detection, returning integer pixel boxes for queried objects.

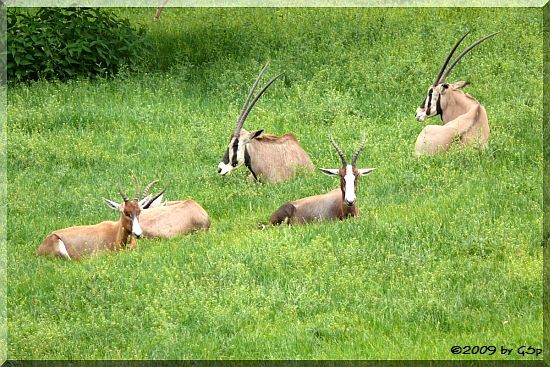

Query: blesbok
[138,180,211,238]
[37,180,161,261]
[217,63,315,183]
[269,132,375,225]
[414,32,498,156]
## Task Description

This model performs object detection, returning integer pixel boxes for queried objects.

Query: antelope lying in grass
[139,180,211,238]
[218,63,314,183]
[270,132,375,225]
[415,32,498,156]
[37,180,160,261]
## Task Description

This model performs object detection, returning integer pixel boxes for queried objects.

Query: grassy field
[6,7,543,359]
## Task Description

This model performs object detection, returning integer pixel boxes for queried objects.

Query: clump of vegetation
[7,8,148,82]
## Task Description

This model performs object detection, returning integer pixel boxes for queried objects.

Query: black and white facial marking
[104,198,143,238]
[123,200,143,238]
[104,187,159,239]
[415,84,447,122]
[218,130,263,177]
[321,131,374,206]
[218,63,283,178]
[319,166,375,206]
[416,32,498,123]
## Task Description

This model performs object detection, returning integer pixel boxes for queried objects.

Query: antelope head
[319,132,375,207]
[103,178,154,239]
[218,63,283,176]
[415,32,498,122]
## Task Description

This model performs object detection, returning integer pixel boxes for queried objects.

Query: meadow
[6,7,543,359]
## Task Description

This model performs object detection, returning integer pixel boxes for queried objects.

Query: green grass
[6,7,543,360]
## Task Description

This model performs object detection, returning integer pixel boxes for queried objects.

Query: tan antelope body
[233,129,314,183]
[218,63,314,183]
[270,188,357,225]
[38,218,136,261]
[140,200,210,238]
[270,133,374,225]
[37,181,156,261]
[415,32,497,156]
[134,180,211,238]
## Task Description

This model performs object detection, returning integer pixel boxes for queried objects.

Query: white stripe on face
[343,165,356,205]
[132,216,143,238]
[218,138,246,175]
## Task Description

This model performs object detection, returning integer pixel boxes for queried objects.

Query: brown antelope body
[270,133,374,225]
[141,200,211,238]
[134,180,211,238]
[218,63,314,183]
[37,181,158,261]
[415,32,498,156]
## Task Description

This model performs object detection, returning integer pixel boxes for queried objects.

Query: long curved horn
[141,179,159,199]
[434,31,470,86]
[133,175,140,200]
[351,134,367,166]
[118,181,129,202]
[238,73,284,130]
[329,131,347,166]
[439,32,499,83]
[233,63,270,137]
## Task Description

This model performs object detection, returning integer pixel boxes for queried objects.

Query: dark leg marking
[269,203,296,225]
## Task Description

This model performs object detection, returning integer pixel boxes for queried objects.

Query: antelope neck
[436,94,443,120]
[244,147,258,181]
[338,202,357,219]
[116,225,132,247]
[441,91,476,124]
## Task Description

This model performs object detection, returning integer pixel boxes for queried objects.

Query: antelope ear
[450,80,469,90]
[357,168,375,176]
[142,188,167,209]
[437,83,449,95]
[319,168,340,176]
[147,193,165,208]
[250,129,264,140]
[142,192,165,209]
[138,195,152,208]
[103,198,121,211]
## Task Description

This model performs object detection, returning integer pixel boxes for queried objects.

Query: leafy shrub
[7,8,149,82]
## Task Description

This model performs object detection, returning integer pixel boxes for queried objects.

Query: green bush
[7,8,148,81]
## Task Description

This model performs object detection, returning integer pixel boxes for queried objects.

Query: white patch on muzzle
[343,165,356,205]
[416,108,427,122]
[218,162,233,176]
[132,216,143,238]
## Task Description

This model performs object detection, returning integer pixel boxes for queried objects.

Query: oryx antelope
[37,180,161,261]
[138,180,211,238]
[218,63,315,183]
[415,32,498,156]
[270,132,375,225]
